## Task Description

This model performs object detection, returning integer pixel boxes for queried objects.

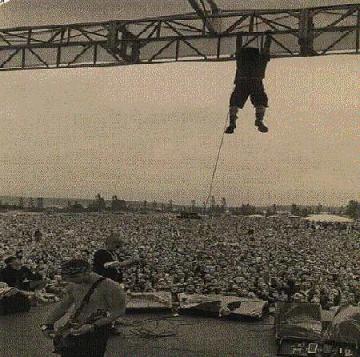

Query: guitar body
[53,322,80,354]
[53,309,109,354]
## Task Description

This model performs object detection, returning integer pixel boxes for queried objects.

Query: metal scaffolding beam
[0,3,359,71]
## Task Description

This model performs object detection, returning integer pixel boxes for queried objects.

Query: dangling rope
[204,113,229,209]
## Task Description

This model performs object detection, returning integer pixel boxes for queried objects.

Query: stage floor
[1,306,278,356]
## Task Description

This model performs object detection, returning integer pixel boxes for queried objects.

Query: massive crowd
[0,211,359,309]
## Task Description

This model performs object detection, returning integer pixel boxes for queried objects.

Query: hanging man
[225,33,272,134]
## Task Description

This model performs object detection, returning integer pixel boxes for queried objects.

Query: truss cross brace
[299,9,316,56]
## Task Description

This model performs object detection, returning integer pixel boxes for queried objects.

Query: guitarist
[41,259,126,357]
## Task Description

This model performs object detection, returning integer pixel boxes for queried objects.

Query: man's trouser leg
[251,80,269,133]
[226,83,248,134]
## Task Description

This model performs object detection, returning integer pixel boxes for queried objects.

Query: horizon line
[0,194,353,208]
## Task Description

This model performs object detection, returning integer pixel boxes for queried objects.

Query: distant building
[28,197,34,208]
[111,196,126,211]
[36,197,44,210]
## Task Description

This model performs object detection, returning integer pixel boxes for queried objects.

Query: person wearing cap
[93,233,139,284]
[42,259,126,357]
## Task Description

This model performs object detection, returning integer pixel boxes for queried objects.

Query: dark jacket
[0,266,42,290]
[235,47,270,81]
[92,249,123,283]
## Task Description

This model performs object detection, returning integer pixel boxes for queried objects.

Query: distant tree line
[231,204,260,216]
[1,194,359,219]
[345,200,360,219]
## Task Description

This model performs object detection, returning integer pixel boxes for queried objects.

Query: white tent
[304,214,354,223]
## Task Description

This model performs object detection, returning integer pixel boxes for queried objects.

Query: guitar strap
[70,277,106,323]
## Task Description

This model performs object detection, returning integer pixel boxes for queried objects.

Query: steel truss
[0,3,359,71]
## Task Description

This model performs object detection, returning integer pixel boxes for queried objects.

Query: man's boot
[225,106,238,134]
[255,119,268,133]
[255,106,268,133]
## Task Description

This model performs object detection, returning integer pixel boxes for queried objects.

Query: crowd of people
[0,211,359,309]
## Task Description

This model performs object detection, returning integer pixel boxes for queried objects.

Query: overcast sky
[0,1,359,206]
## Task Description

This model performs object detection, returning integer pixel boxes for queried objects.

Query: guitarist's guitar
[53,309,109,353]
[52,277,106,354]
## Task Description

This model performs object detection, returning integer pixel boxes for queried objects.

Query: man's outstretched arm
[104,255,140,269]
